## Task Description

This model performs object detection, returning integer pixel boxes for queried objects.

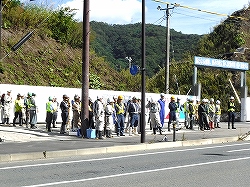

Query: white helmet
[210,98,214,102]
[230,96,235,100]
[216,100,220,105]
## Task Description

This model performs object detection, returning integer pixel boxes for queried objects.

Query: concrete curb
[0,136,245,162]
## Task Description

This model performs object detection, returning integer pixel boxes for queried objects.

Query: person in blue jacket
[158,93,165,127]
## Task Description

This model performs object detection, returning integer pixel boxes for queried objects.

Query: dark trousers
[228,111,235,127]
[46,112,53,132]
[168,111,176,131]
[61,112,69,133]
[13,111,22,126]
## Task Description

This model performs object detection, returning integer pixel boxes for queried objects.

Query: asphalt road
[1,141,250,187]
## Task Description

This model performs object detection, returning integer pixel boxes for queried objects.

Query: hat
[63,94,68,98]
[7,90,11,93]
[160,93,165,97]
[32,93,36,96]
[230,96,235,100]
[28,92,32,97]
[17,93,21,97]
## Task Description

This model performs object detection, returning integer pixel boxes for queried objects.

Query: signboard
[194,56,249,71]
[130,65,139,75]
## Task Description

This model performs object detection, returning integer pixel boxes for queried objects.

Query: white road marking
[227,148,250,152]
[22,156,250,187]
[1,142,250,170]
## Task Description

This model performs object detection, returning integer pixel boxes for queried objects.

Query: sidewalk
[0,122,250,162]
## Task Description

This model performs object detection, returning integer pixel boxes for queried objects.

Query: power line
[152,0,249,21]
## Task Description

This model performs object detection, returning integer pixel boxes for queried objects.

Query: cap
[160,93,165,97]
[63,94,68,98]
[216,100,220,105]
[230,96,235,100]
[7,90,11,93]
[28,92,32,97]
[48,96,53,101]
[17,93,21,97]
[210,98,214,102]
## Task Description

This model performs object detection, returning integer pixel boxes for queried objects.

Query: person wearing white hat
[215,100,221,128]
[228,96,236,129]
[3,90,12,125]
[93,96,105,139]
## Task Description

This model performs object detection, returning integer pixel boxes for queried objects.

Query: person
[228,96,236,129]
[52,96,59,128]
[168,96,177,132]
[158,93,165,127]
[183,98,190,129]
[93,96,105,139]
[114,95,126,136]
[60,94,70,134]
[198,99,209,131]
[146,98,162,135]
[175,98,183,129]
[104,98,115,138]
[125,97,132,133]
[127,96,140,136]
[214,100,221,128]
[72,95,81,131]
[88,97,95,129]
[45,96,54,132]
[208,98,215,129]
[3,90,12,125]
[29,93,37,129]
[24,92,32,128]
[188,98,195,130]
[13,93,23,127]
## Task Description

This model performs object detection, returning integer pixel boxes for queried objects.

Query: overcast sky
[33,0,250,35]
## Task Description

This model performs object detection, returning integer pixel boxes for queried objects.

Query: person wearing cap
[168,96,177,132]
[88,97,95,129]
[146,98,162,135]
[158,93,166,127]
[188,98,195,130]
[208,98,215,129]
[175,98,183,129]
[198,99,209,131]
[72,95,81,131]
[60,94,70,134]
[3,90,12,125]
[52,97,59,128]
[114,95,126,136]
[228,96,236,129]
[183,98,190,129]
[29,92,37,129]
[13,93,23,127]
[215,100,221,128]
[46,97,55,132]
[104,98,115,138]
[127,96,140,136]
[24,92,32,128]
[93,96,105,139]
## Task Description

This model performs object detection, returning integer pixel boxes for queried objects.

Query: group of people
[1,90,237,138]
[1,91,38,129]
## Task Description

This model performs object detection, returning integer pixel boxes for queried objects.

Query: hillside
[90,21,201,77]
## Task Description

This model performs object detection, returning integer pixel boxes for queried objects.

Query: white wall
[0,84,195,124]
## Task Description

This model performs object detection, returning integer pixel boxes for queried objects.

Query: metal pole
[81,0,90,138]
[141,0,146,143]
[165,4,170,94]
[0,0,2,62]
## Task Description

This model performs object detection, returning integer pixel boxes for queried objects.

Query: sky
[31,0,250,35]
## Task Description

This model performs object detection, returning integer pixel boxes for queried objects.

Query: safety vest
[188,103,195,115]
[115,103,125,114]
[208,104,215,113]
[228,102,235,112]
[183,101,189,113]
[215,104,221,115]
[46,101,54,113]
[14,99,23,112]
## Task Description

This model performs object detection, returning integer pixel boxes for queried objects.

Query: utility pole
[157,4,174,94]
[81,0,90,138]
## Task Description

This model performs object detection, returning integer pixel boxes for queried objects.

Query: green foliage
[89,73,103,89]
[90,22,201,77]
